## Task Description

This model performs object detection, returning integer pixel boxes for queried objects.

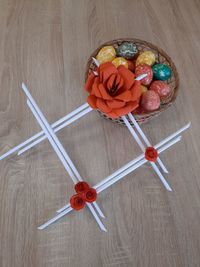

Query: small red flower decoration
[85,62,142,118]
[145,147,158,162]
[70,182,97,211]
[70,194,85,211]
[75,181,90,193]
[83,188,97,203]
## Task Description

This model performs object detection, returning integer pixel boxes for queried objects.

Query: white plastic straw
[0,103,90,160]
[55,134,182,218]
[57,120,190,213]
[127,113,168,173]
[27,99,106,231]
[97,135,182,193]
[122,116,172,191]
[18,106,92,155]
[22,83,106,230]
[38,206,73,230]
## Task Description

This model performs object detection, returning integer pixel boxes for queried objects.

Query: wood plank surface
[0,0,200,266]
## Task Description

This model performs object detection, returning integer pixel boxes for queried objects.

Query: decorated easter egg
[152,64,172,81]
[135,64,153,85]
[141,85,148,94]
[141,90,160,111]
[150,81,172,100]
[112,57,128,68]
[116,42,138,59]
[96,46,116,64]
[136,51,156,66]
[127,60,135,71]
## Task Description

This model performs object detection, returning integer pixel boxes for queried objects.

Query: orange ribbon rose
[85,62,142,118]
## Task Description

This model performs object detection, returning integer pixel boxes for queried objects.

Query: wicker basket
[85,38,179,125]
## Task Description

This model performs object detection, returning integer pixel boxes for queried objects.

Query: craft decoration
[96,46,116,64]
[150,80,172,101]
[136,50,156,66]
[116,42,138,59]
[152,63,172,81]
[141,90,161,111]
[0,45,190,233]
[85,62,142,118]
[135,64,153,85]
[112,57,128,68]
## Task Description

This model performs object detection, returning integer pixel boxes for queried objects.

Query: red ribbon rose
[85,62,142,118]
[145,147,158,162]
[70,182,97,211]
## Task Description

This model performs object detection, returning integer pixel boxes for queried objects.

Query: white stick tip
[92,57,100,67]
[37,225,45,230]
[135,74,148,81]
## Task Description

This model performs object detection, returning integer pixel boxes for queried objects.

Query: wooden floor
[0,0,200,266]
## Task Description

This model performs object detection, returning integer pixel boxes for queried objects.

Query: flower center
[107,73,121,96]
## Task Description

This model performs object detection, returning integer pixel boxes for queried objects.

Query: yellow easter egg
[141,85,148,94]
[136,51,156,66]
[96,46,116,64]
[112,57,128,68]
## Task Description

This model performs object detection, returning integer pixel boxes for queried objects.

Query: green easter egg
[152,64,172,81]
[116,42,138,59]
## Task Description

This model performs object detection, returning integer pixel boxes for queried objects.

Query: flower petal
[115,73,124,89]
[117,65,135,90]
[99,62,118,83]
[85,72,96,93]
[99,83,112,100]
[130,80,142,101]
[114,101,139,116]
[87,95,97,109]
[91,78,102,98]
[115,90,132,102]
[96,98,112,113]
[107,74,117,90]
[106,111,120,119]
[106,99,125,109]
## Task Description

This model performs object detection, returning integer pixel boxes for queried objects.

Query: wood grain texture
[0,0,200,266]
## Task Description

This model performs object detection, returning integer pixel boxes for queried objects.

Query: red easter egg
[150,81,171,100]
[135,64,153,85]
[141,90,160,111]
[127,60,135,72]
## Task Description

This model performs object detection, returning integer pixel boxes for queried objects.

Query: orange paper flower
[85,62,142,118]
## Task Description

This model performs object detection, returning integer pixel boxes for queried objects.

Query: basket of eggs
[85,38,179,125]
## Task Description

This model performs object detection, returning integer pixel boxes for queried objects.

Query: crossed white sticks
[0,79,190,232]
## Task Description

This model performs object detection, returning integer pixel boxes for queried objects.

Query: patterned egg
[136,51,156,66]
[141,85,148,94]
[127,60,135,71]
[152,64,172,81]
[112,57,128,68]
[150,81,172,100]
[96,46,116,64]
[116,42,138,59]
[135,64,153,85]
[141,90,160,111]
